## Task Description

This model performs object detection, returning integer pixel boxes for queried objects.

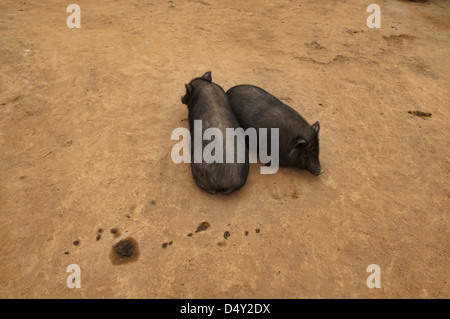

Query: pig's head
[181,71,212,105]
[292,121,323,176]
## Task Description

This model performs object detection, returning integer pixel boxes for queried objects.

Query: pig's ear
[312,121,320,133]
[202,71,212,83]
[185,84,193,95]
[294,139,307,149]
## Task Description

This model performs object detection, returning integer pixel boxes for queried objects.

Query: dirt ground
[0,0,449,299]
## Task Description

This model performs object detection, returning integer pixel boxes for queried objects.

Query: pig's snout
[311,167,324,176]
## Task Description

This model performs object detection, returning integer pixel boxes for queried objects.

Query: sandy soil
[0,0,449,299]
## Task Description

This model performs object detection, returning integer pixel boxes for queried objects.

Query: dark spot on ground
[150,200,156,205]
[245,231,249,236]
[217,242,226,247]
[346,29,364,34]
[73,240,79,246]
[110,237,140,265]
[96,235,101,241]
[64,251,69,255]
[224,231,231,240]
[110,228,121,237]
[256,228,261,234]
[187,233,193,237]
[408,110,432,118]
[195,222,210,233]
[162,241,173,248]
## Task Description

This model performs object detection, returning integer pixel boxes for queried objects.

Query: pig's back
[190,83,239,131]
[227,85,303,130]
[189,83,249,194]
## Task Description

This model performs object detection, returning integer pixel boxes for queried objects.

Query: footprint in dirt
[383,34,414,46]
[270,185,300,200]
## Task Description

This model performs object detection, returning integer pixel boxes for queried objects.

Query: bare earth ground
[0,0,449,299]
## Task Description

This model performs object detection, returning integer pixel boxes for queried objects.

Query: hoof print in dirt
[96,228,103,241]
[110,228,121,237]
[162,241,173,249]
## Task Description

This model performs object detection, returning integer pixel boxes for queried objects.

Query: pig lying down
[171,119,280,174]
[226,85,323,176]
[176,72,322,194]
[180,72,249,194]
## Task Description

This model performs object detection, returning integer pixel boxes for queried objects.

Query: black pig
[226,85,323,176]
[181,72,249,194]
